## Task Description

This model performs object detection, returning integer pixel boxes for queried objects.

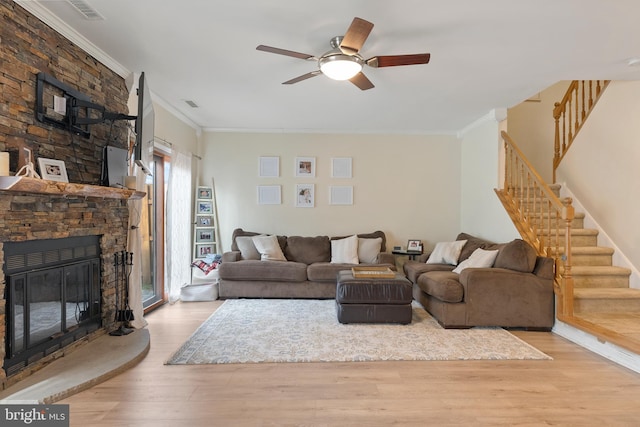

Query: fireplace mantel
[0,176,145,200]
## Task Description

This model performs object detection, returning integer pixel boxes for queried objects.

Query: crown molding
[14,0,130,78]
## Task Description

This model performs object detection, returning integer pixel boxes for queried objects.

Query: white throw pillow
[358,237,382,264]
[426,240,468,265]
[236,236,261,260]
[252,235,287,261]
[331,235,359,264]
[452,248,499,274]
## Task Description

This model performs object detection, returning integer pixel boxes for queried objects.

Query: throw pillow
[236,236,261,260]
[252,235,287,261]
[358,237,382,264]
[452,248,499,274]
[330,234,359,264]
[426,240,468,265]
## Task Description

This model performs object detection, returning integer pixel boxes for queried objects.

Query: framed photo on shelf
[197,186,212,199]
[196,228,215,243]
[196,215,213,226]
[196,244,215,258]
[197,201,213,214]
[295,183,314,208]
[37,158,68,183]
[295,157,316,177]
[407,239,423,252]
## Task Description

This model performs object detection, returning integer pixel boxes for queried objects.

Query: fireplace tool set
[110,250,135,336]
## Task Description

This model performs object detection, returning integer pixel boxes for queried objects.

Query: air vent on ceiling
[67,0,105,21]
[185,100,199,108]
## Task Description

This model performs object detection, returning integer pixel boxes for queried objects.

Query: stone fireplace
[0,180,141,389]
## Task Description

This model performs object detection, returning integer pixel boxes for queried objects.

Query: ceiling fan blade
[349,72,375,91]
[339,17,374,55]
[283,71,322,85]
[256,45,316,60]
[366,53,431,68]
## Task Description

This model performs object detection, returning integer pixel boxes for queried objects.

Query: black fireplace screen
[3,236,101,375]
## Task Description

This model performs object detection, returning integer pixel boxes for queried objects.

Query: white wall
[199,132,462,252]
[460,111,518,243]
[556,81,640,283]
[507,81,570,183]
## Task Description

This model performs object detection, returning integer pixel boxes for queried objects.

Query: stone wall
[0,1,134,387]
[0,0,130,183]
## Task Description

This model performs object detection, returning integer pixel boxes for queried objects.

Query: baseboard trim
[553,321,640,374]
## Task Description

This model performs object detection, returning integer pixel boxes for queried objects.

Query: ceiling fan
[256,17,430,90]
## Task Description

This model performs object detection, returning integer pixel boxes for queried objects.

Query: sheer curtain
[166,147,193,303]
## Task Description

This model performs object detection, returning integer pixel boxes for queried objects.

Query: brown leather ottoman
[336,270,413,324]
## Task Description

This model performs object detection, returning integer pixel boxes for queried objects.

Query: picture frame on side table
[295,183,315,208]
[37,158,69,183]
[407,239,423,252]
[295,157,316,177]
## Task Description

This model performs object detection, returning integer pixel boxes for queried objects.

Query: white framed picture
[259,156,279,177]
[257,185,282,205]
[197,186,212,199]
[331,157,352,178]
[295,157,315,177]
[295,183,314,208]
[329,186,353,205]
[38,158,69,183]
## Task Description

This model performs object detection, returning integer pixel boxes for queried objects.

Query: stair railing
[497,131,575,317]
[553,80,610,182]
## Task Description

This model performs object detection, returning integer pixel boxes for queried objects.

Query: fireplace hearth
[3,236,102,376]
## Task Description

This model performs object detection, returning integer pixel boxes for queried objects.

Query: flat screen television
[134,72,154,175]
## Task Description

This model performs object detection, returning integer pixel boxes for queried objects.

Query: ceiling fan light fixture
[319,54,363,80]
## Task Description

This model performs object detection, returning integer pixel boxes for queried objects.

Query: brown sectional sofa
[218,228,396,299]
[404,233,555,329]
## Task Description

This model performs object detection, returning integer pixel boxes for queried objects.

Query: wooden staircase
[498,132,640,354]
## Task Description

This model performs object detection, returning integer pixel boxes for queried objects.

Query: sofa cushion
[417,271,464,303]
[218,260,308,282]
[230,228,287,253]
[285,235,331,264]
[456,232,493,262]
[236,236,261,260]
[403,261,455,283]
[332,230,387,252]
[452,248,499,274]
[493,239,537,273]
[330,235,359,264]
[252,235,287,261]
[358,237,382,263]
[426,240,467,265]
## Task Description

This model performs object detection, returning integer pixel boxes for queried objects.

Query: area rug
[166,299,551,364]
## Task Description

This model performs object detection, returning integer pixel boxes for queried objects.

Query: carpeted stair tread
[574,288,640,313]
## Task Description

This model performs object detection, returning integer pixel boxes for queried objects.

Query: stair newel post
[553,102,561,183]
[561,197,575,317]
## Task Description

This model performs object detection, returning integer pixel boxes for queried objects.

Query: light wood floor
[60,300,640,426]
